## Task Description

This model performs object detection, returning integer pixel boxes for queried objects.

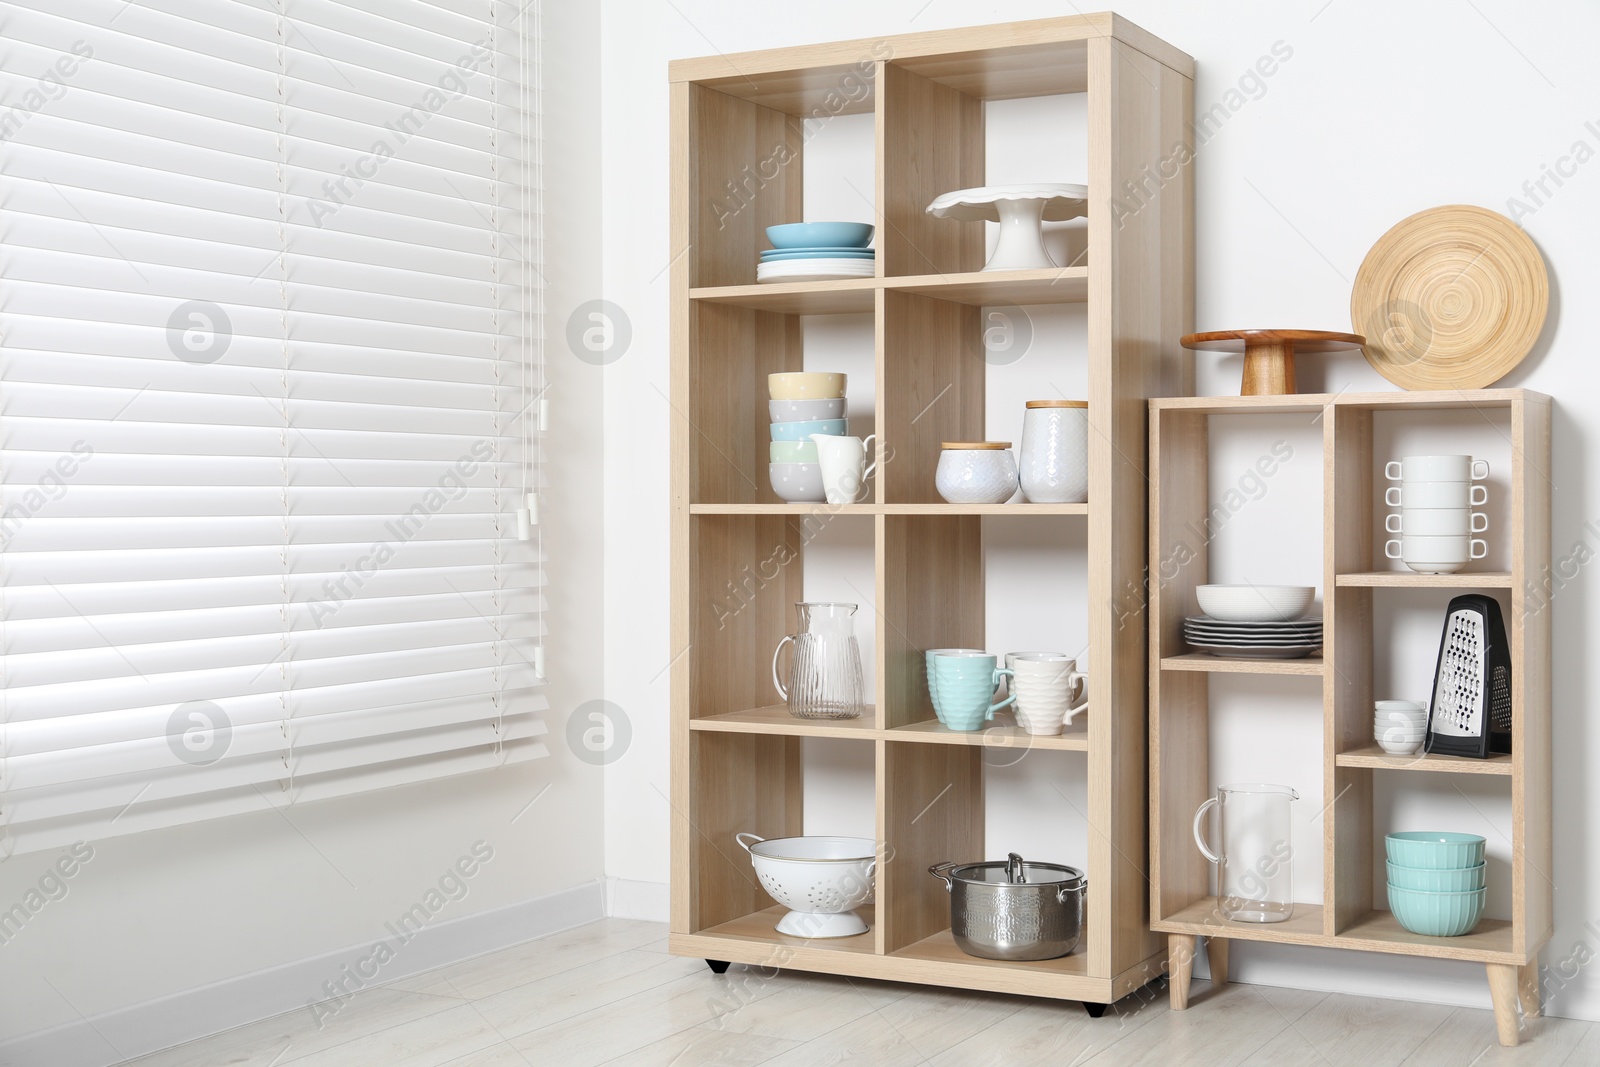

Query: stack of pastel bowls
[757,222,876,284]
[770,372,847,502]
[1386,832,1487,936]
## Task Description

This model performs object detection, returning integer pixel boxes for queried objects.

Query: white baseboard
[605,877,670,922]
[0,880,605,1067]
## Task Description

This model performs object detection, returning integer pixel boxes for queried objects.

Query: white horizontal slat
[7,718,547,824]
[0,451,529,487]
[0,0,544,856]
[9,685,548,759]
[4,739,548,855]
[8,651,543,722]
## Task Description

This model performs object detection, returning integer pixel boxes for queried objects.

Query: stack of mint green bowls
[1385,832,1487,936]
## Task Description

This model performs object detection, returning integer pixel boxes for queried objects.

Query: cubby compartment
[682,54,881,292]
[685,730,879,954]
[688,512,875,729]
[880,742,1097,989]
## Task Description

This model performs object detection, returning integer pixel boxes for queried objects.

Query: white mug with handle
[810,433,877,505]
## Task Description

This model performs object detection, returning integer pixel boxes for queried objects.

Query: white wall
[0,3,608,1058]
[600,0,1600,1019]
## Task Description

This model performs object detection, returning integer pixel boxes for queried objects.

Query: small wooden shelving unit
[669,16,1193,1009]
[1148,389,1551,1045]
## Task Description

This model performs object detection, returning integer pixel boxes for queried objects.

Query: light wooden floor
[127,919,1597,1066]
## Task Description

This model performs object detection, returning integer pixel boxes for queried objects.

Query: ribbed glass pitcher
[771,603,865,719]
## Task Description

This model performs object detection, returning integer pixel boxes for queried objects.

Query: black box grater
[1424,594,1513,759]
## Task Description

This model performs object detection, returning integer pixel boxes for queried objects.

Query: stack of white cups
[1383,455,1489,575]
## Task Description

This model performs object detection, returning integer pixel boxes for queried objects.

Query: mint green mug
[931,652,1014,731]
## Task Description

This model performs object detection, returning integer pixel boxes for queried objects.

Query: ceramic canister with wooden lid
[1019,400,1088,503]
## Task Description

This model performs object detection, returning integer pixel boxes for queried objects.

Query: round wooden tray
[1350,205,1548,390]
[1181,329,1365,396]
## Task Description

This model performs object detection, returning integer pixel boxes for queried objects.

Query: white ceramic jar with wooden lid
[935,442,1018,504]
[1018,400,1088,503]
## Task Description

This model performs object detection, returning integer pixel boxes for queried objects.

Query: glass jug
[771,603,865,720]
[1193,783,1300,923]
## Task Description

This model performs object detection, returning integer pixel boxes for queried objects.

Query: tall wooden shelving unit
[668,15,1193,1009]
[1148,390,1552,1045]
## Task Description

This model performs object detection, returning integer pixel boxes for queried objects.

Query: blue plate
[760,250,877,261]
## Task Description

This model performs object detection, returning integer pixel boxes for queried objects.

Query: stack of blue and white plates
[757,222,876,284]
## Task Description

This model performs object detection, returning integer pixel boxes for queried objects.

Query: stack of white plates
[1183,616,1323,660]
[756,251,876,283]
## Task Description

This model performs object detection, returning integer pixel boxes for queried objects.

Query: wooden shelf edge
[689,503,1088,516]
[1335,746,1513,775]
[1336,572,1514,588]
[886,720,1090,751]
[690,706,877,739]
[1159,653,1324,676]
[1153,898,1524,964]
[1151,388,1542,415]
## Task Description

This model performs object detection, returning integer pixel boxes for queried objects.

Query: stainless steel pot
[929,853,1086,961]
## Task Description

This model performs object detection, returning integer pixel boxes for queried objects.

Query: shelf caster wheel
[1082,1001,1108,1018]
[705,959,731,974]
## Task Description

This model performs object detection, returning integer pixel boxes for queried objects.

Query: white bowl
[769,462,826,503]
[737,833,877,938]
[1195,584,1316,623]
[1377,737,1424,755]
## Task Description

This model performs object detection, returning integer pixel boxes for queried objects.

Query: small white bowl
[1377,738,1425,755]
[1196,584,1315,623]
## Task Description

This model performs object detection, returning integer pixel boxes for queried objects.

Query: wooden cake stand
[1181,329,1367,396]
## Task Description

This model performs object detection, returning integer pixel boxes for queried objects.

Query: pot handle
[771,635,794,702]
[928,861,959,892]
[735,832,765,853]
[1193,797,1221,864]
[1056,876,1088,904]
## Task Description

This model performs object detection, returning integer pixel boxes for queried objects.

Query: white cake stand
[926,183,1088,271]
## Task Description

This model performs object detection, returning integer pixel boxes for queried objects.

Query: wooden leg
[1169,933,1196,1010]
[1487,963,1521,1046]
[1207,937,1229,988]
[1519,960,1541,1018]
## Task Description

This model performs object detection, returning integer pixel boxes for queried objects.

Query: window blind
[0,0,547,857]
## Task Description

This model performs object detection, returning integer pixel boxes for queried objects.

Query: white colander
[736,833,877,938]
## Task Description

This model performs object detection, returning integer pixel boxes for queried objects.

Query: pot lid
[946,853,1085,888]
[1025,400,1087,408]
[940,441,1011,450]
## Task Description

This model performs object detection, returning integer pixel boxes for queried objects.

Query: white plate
[1185,629,1321,639]
[757,260,876,273]
[1185,616,1320,629]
